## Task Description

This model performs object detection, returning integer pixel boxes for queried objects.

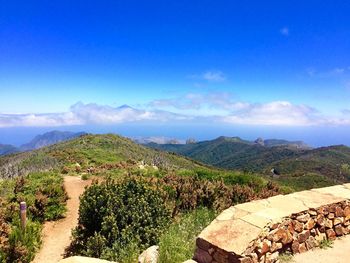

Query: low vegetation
[158,208,216,263]
[148,136,350,186]
[278,252,294,262]
[0,134,205,179]
[319,239,334,249]
[0,172,66,262]
[66,171,281,261]
[66,179,171,262]
[2,133,343,262]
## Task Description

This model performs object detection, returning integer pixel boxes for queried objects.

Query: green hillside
[0,134,207,179]
[270,145,350,181]
[148,136,304,172]
[1,133,342,262]
[147,137,350,188]
[0,133,284,262]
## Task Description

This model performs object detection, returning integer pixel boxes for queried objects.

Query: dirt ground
[32,176,90,263]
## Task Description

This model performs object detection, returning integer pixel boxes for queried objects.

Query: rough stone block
[291,241,300,254]
[293,220,304,232]
[305,218,316,230]
[326,229,336,240]
[335,206,345,217]
[344,206,350,217]
[296,214,310,223]
[334,225,344,236]
[305,236,317,250]
[196,238,212,251]
[299,243,307,253]
[324,218,333,229]
[297,230,310,243]
[328,213,335,219]
[270,242,282,252]
[194,247,213,263]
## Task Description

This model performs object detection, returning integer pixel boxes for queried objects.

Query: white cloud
[0,102,191,127]
[222,101,322,126]
[307,67,347,78]
[332,68,345,74]
[202,71,226,82]
[1,99,350,128]
[0,112,81,127]
[150,93,350,126]
[190,71,226,82]
[280,27,289,36]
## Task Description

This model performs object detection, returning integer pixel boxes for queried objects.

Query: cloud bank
[1,97,350,128]
[0,102,192,127]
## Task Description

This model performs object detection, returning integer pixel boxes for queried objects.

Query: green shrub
[0,171,67,262]
[6,218,41,263]
[160,174,280,214]
[67,179,171,261]
[20,172,67,221]
[81,174,89,180]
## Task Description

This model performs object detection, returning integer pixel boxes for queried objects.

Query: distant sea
[0,124,349,147]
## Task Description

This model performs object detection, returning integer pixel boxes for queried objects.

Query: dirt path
[32,176,90,263]
[293,235,350,263]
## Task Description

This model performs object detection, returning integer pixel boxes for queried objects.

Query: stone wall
[191,184,350,263]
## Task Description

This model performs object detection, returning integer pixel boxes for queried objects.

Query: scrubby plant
[319,238,333,249]
[5,218,41,263]
[67,179,171,261]
[0,171,67,262]
[278,252,293,262]
[67,172,280,262]
[159,174,280,215]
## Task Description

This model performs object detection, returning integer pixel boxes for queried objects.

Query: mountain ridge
[147,136,350,184]
[0,133,206,179]
[0,130,87,156]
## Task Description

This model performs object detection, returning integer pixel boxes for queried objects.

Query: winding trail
[32,176,90,263]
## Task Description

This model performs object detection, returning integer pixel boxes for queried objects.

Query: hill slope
[147,137,350,184]
[271,145,350,180]
[0,134,205,179]
[148,136,305,171]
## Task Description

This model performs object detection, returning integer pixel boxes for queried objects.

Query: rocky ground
[293,234,350,263]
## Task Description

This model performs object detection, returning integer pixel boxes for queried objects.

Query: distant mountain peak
[118,104,133,110]
[254,137,265,146]
[20,130,87,151]
[216,136,243,141]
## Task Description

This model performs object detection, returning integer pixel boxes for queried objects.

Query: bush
[0,171,67,262]
[67,179,171,261]
[66,172,281,262]
[159,174,280,214]
[4,218,41,263]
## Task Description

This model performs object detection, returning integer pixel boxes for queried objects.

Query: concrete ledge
[193,183,350,263]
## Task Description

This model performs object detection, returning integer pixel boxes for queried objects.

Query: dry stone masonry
[192,184,350,263]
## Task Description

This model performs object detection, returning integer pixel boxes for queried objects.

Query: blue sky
[1,1,350,145]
